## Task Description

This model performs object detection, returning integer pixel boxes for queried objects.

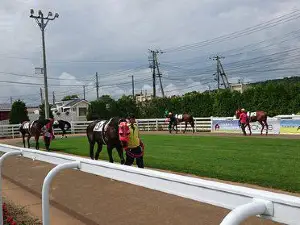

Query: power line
[163,9,300,53]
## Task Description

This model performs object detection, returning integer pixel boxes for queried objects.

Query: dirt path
[2,155,279,225]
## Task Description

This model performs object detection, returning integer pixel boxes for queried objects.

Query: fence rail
[1,115,300,138]
[0,143,299,225]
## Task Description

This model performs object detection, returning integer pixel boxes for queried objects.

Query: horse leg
[22,133,26,148]
[259,121,264,135]
[35,135,39,150]
[95,141,103,160]
[191,120,195,133]
[264,121,269,136]
[89,141,95,160]
[248,123,252,135]
[116,145,125,165]
[183,122,187,133]
[107,145,114,163]
[27,134,31,149]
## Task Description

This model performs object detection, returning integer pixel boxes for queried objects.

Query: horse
[166,112,195,133]
[235,109,269,135]
[52,119,71,138]
[86,117,125,164]
[19,119,51,150]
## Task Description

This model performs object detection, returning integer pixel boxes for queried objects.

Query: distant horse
[235,109,268,135]
[19,119,51,150]
[166,112,195,133]
[53,120,71,138]
[86,117,125,164]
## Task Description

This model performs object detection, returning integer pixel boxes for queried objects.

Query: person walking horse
[119,114,145,168]
[42,118,55,151]
[239,108,248,136]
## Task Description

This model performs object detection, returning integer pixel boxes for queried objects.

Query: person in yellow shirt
[124,114,144,168]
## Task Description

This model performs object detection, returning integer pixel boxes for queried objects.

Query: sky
[1,0,300,105]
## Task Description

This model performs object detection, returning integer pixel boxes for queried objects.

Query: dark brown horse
[52,119,71,138]
[19,119,51,150]
[235,109,269,135]
[86,117,125,164]
[166,112,195,133]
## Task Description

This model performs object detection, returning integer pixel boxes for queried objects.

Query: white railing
[0,143,299,225]
[2,115,300,138]
[0,118,212,138]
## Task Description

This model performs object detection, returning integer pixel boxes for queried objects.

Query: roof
[64,99,89,107]
[0,103,11,111]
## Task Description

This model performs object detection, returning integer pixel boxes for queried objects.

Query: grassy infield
[28,134,300,193]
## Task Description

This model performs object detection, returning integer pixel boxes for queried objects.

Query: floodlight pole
[30,9,59,119]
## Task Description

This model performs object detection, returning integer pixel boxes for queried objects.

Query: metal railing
[0,143,299,225]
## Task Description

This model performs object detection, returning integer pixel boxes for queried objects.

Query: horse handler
[43,118,55,151]
[124,114,145,168]
[239,108,247,136]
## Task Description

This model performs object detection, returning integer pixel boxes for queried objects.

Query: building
[135,91,153,103]
[0,103,11,121]
[230,83,249,93]
[51,99,90,121]
[27,106,40,121]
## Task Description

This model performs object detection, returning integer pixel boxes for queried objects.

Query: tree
[9,100,29,124]
[39,103,54,120]
[61,95,79,101]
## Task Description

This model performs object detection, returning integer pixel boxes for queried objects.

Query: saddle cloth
[247,112,257,117]
[23,121,35,130]
[175,114,183,120]
[93,120,107,132]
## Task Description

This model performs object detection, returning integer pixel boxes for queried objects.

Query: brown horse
[86,117,125,164]
[166,112,195,133]
[19,119,51,150]
[235,109,268,135]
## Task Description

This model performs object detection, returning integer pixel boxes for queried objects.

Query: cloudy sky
[1,0,300,105]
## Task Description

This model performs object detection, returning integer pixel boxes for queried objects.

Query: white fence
[0,143,299,225]
[0,118,212,139]
[2,115,300,139]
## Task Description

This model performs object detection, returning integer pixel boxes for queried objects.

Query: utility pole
[150,50,156,97]
[83,85,86,100]
[40,88,43,104]
[95,72,99,100]
[30,9,59,119]
[148,49,164,98]
[154,52,165,98]
[210,55,230,90]
[52,91,55,105]
[10,97,13,105]
[131,75,135,99]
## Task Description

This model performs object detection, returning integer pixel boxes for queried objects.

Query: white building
[51,99,90,121]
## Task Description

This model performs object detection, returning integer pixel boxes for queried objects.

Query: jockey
[239,108,247,136]
[124,114,145,168]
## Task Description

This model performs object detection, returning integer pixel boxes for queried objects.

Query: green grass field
[21,134,300,193]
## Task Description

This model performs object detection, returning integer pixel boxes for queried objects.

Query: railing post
[42,161,80,225]
[220,199,273,225]
[0,151,22,225]
[11,127,14,139]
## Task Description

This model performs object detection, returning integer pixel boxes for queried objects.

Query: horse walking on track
[19,119,51,150]
[165,111,195,133]
[235,109,269,135]
[86,117,125,164]
[52,119,71,138]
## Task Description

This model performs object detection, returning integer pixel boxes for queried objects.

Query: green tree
[9,100,29,124]
[61,95,79,101]
[39,103,54,120]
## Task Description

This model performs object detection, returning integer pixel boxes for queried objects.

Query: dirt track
[0,132,297,224]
